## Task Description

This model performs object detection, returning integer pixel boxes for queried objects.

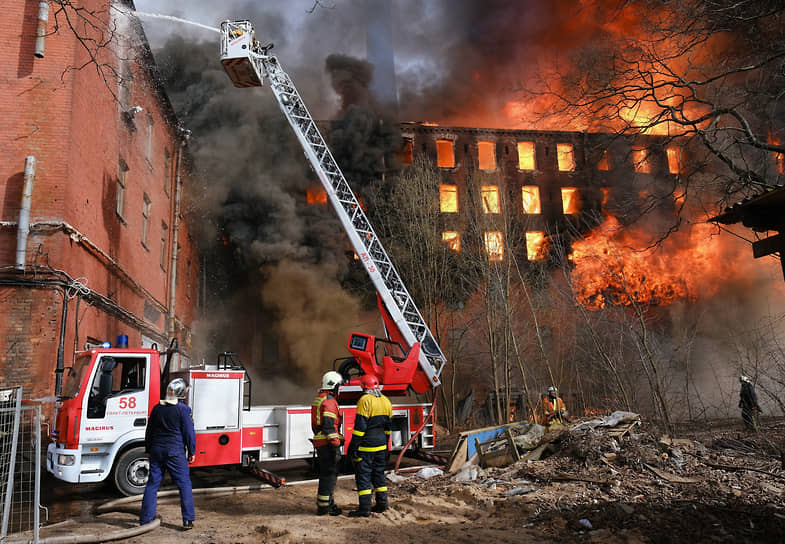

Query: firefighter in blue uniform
[311,371,344,516]
[140,378,196,530]
[348,374,392,517]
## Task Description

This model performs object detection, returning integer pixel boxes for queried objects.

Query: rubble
[394,417,785,542]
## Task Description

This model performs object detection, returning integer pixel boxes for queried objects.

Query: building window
[440,184,458,213]
[436,139,455,168]
[481,185,500,213]
[117,158,128,220]
[307,186,328,204]
[160,222,168,271]
[141,193,151,248]
[666,146,681,174]
[633,148,651,173]
[119,61,132,108]
[526,232,547,261]
[398,138,413,165]
[484,231,504,261]
[164,148,172,196]
[521,186,541,214]
[517,141,536,170]
[442,231,461,251]
[556,143,575,171]
[597,149,611,171]
[478,140,496,170]
[145,114,154,165]
[561,187,580,214]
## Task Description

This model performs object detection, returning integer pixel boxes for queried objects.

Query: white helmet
[321,371,343,390]
[548,386,558,395]
[165,378,188,404]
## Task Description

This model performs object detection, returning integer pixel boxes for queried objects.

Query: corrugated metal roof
[710,183,785,232]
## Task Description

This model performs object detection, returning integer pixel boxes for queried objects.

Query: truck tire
[114,447,149,496]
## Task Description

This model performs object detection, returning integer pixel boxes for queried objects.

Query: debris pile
[391,418,785,541]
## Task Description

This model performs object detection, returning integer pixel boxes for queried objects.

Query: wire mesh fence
[0,387,41,543]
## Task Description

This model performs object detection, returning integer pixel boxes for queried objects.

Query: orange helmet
[360,374,379,390]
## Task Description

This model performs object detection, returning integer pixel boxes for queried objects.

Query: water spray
[131,11,220,34]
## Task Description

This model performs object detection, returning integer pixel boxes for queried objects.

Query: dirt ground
[37,417,785,543]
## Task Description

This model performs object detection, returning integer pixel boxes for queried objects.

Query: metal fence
[0,387,41,543]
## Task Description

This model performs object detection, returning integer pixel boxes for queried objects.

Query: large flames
[568,214,730,309]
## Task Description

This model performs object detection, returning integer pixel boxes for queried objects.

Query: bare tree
[367,157,478,429]
[46,1,138,101]
[534,1,785,222]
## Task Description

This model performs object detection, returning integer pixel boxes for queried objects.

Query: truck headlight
[57,454,75,466]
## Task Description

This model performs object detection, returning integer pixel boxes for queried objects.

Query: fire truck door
[81,354,150,445]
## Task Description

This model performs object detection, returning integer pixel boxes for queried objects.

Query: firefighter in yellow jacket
[542,386,569,426]
[347,374,392,517]
[311,371,344,516]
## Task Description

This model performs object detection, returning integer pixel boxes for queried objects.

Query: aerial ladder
[219,20,447,398]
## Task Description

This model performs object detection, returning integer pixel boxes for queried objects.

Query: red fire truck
[47,340,434,495]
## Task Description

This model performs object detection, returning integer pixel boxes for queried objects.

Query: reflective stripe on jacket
[542,395,567,423]
[352,393,392,452]
[311,390,343,447]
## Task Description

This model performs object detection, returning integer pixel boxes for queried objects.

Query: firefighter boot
[348,494,372,517]
[372,491,388,513]
[317,501,342,516]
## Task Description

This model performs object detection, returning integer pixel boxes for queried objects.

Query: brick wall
[0,0,199,414]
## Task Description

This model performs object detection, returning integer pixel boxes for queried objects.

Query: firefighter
[541,386,569,426]
[348,374,392,517]
[311,371,344,516]
[140,378,196,530]
[739,375,762,430]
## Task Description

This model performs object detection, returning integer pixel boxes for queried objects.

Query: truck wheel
[114,447,149,496]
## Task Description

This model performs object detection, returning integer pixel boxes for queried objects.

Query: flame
[442,231,461,251]
[556,143,576,171]
[522,186,541,214]
[398,139,413,165]
[478,141,496,170]
[485,231,504,261]
[561,187,580,214]
[436,139,455,167]
[770,132,784,175]
[526,232,547,261]
[306,186,327,204]
[481,185,500,214]
[568,214,728,309]
[597,150,611,171]
[517,141,536,170]
[440,184,458,213]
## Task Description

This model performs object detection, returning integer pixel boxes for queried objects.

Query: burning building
[0,0,199,404]
[398,122,680,267]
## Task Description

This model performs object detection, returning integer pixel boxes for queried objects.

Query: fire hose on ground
[10,476,367,544]
[17,401,443,544]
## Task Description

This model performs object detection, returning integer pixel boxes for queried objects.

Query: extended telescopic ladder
[219,20,445,388]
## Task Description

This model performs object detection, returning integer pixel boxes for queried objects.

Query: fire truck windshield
[61,354,92,399]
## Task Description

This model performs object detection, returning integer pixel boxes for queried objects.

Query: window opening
[517,141,536,170]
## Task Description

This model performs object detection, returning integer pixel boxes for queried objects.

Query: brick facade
[401,123,679,263]
[0,0,199,409]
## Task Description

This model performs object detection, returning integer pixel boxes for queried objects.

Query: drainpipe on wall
[167,131,189,340]
[34,1,49,58]
[55,291,68,397]
[16,156,36,271]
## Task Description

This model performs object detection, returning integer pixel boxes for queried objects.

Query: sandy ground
[34,417,785,543]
